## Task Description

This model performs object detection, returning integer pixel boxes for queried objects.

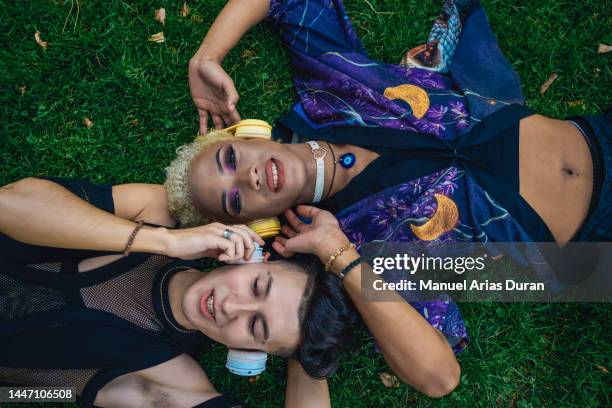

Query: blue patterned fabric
[266,0,509,354]
[266,0,545,354]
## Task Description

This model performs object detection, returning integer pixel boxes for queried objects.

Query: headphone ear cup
[226,349,268,376]
[247,217,281,239]
[225,119,272,140]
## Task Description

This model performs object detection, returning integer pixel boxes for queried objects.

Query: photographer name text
[372,279,544,292]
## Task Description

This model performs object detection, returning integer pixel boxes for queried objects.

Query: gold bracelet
[324,242,356,272]
[123,220,145,256]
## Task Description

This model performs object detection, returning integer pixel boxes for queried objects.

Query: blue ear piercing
[339,152,356,169]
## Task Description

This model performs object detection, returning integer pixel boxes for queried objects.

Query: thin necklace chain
[324,142,338,200]
[161,267,197,334]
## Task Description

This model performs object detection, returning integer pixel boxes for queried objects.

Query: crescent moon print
[410,193,459,241]
[383,84,430,119]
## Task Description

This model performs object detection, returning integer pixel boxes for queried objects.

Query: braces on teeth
[206,294,215,318]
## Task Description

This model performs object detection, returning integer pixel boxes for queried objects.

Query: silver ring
[222,228,234,239]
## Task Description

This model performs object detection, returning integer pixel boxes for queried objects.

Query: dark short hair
[277,254,359,379]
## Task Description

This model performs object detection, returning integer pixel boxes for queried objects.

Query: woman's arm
[189,0,270,131]
[0,178,262,261]
[285,360,330,408]
[273,206,460,398]
[0,178,167,253]
[193,0,269,63]
[330,247,460,398]
[112,183,176,227]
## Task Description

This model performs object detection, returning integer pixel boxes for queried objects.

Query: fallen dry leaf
[191,14,203,24]
[148,32,165,43]
[181,2,190,17]
[154,8,166,25]
[540,73,558,95]
[596,365,608,373]
[241,49,256,59]
[83,117,94,129]
[130,118,139,126]
[509,393,518,408]
[567,100,584,108]
[247,375,260,383]
[597,44,611,54]
[34,31,48,50]
[18,86,27,95]
[379,372,401,388]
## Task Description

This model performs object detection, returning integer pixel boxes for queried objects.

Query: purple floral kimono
[266,0,536,354]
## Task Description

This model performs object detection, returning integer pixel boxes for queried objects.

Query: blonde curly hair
[164,129,234,227]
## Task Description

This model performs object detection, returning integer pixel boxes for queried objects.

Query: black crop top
[0,179,207,407]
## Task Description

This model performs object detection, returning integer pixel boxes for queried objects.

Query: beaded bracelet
[123,220,144,256]
[324,242,356,271]
[339,257,362,281]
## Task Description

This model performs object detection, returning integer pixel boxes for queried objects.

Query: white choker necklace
[306,141,326,203]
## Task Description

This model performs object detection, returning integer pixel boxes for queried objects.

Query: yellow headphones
[224,119,272,140]
[247,217,281,239]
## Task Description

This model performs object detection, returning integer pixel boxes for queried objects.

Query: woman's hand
[188,54,241,133]
[272,205,350,266]
[165,222,263,261]
[187,0,270,133]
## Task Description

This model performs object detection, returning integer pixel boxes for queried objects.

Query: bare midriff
[519,115,593,244]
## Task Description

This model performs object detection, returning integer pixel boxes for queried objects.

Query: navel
[563,167,575,176]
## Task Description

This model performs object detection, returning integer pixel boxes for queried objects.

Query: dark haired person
[0,178,357,407]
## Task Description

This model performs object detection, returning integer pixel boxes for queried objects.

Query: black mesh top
[0,178,208,407]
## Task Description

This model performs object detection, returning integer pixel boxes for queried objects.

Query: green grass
[1,0,611,407]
